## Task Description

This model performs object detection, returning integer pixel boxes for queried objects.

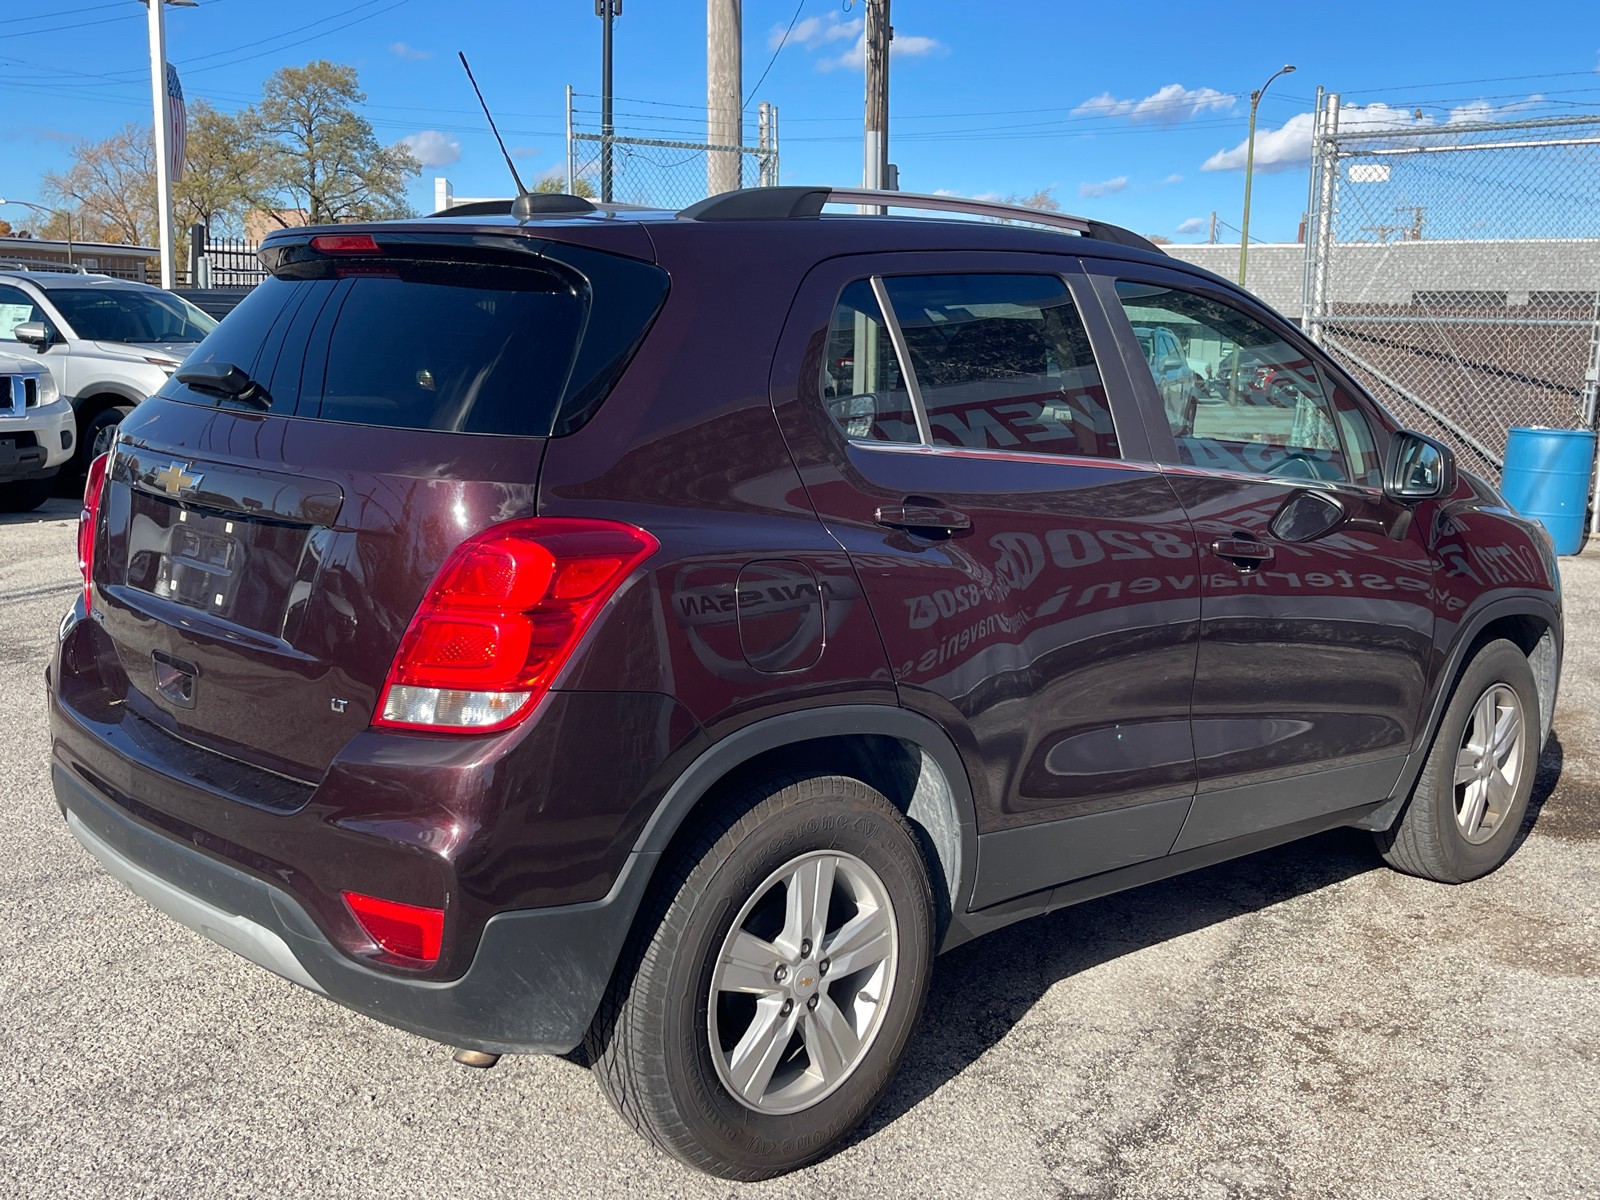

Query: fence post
[565,84,575,195]
[1301,87,1324,332]
[1310,93,1340,347]
[187,224,205,290]
[1585,288,1600,535]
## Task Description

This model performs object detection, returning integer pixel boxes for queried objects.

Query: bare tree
[249,60,419,225]
[41,123,157,246]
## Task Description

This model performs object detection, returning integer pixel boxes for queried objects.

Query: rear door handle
[875,505,973,536]
[1209,537,1274,567]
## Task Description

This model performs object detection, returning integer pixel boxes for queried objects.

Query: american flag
[166,62,186,182]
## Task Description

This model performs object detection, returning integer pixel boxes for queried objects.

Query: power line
[745,0,806,109]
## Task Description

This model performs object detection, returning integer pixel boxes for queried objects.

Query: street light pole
[599,0,619,203]
[1239,63,1295,287]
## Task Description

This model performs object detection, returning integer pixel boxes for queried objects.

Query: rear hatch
[88,227,668,781]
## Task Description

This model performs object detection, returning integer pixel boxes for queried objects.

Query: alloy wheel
[707,850,898,1115]
[1453,682,1525,845]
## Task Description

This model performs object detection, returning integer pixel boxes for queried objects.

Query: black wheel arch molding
[1353,590,1561,834]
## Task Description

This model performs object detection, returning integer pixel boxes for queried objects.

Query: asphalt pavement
[2,496,1597,1199]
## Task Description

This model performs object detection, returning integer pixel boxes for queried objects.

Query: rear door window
[886,273,1117,458]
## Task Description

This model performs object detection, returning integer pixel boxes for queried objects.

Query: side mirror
[13,321,53,351]
[1384,430,1455,501]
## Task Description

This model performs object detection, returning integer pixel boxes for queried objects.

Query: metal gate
[1301,101,1600,491]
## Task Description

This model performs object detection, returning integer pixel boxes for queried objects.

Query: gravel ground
[1,497,1597,1200]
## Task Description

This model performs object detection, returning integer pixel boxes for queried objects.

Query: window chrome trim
[1158,461,1383,497]
[847,438,1157,472]
[869,274,933,445]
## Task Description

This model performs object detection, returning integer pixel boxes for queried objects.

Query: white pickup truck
[0,270,218,485]
[0,346,75,511]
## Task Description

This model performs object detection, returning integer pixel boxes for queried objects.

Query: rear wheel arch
[630,707,978,948]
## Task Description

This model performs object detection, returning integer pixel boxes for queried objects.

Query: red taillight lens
[78,451,110,611]
[311,233,381,254]
[342,891,443,965]
[375,518,657,733]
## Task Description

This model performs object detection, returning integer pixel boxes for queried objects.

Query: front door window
[1115,281,1352,481]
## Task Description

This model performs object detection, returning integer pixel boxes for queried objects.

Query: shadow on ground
[0,497,81,527]
[861,825,1385,1136]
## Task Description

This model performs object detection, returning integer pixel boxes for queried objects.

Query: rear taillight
[375,517,658,733]
[342,892,443,966]
[78,451,110,611]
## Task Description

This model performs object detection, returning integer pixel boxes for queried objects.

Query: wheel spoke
[781,854,836,953]
[1458,781,1489,837]
[1486,761,1515,816]
[802,995,861,1086]
[724,996,795,1104]
[1472,691,1497,751]
[1455,747,1481,787]
[821,904,893,978]
[718,929,784,995]
[1491,704,1520,766]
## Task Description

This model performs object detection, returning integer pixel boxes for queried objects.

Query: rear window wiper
[175,361,273,410]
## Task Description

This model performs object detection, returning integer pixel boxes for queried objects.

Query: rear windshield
[159,242,668,438]
[50,287,216,344]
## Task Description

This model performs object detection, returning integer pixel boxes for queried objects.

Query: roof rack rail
[676,186,1164,254]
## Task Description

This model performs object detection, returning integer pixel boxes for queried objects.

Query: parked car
[48,187,1562,1180]
[0,346,74,510]
[0,270,217,481]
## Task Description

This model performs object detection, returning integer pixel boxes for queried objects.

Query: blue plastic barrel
[1500,427,1596,556]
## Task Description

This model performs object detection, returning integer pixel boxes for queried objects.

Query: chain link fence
[564,90,779,210]
[1303,105,1600,484]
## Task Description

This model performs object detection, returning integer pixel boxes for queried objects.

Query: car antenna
[458,52,539,220]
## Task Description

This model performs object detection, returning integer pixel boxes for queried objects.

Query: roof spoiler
[676,186,1165,254]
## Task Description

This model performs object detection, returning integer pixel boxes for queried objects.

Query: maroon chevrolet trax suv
[48,186,1562,1179]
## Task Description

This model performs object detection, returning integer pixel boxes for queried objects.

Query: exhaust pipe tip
[453,1049,501,1069]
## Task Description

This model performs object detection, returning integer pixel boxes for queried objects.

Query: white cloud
[1175,217,1207,235]
[1162,173,1184,184]
[389,41,431,61]
[772,12,946,72]
[769,13,861,51]
[510,146,539,159]
[1201,95,1549,173]
[1079,176,1128,199]
[401,130,461,168]
[1074,84,1235,124]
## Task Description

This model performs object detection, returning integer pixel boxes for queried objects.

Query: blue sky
[4,0,1599,243]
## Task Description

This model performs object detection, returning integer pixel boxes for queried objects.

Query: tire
[1376,638,1539,883]
[85,404,135,462]
[0,476,56,513]
[586,773,935,1180]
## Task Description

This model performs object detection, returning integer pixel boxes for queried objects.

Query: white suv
[0,347,74,511]
[0,271,217,481]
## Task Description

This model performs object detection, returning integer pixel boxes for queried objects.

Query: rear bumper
[55,762,653,1055]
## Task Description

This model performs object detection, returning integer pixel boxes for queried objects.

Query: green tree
[534,174,595,198]
[250,60,419,226]
[175,100,257,235]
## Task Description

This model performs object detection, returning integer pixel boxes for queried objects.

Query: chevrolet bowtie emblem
[153,461,202,496]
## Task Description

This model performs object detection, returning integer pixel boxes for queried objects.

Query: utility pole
[707,0,741,195]
[598,0,620,203]
[143,0,195,289]
[863,0,891,199]
[1239,62,1296,287]
[1209,211,1217,244]
[1396,205,1427,241]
